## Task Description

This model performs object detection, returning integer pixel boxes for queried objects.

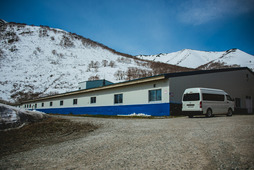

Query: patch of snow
[118,113,151,117]
[0,103,48,130]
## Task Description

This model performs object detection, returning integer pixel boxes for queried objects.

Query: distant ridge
[137,48,254,70]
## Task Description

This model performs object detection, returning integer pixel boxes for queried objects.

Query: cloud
[178,0,254,25]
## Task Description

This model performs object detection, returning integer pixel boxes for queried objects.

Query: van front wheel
[227,108,233,116]
[206,109,213,118]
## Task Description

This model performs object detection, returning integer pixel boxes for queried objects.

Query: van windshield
[183,93,200,101]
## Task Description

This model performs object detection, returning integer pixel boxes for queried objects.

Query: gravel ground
[1,115,254,169]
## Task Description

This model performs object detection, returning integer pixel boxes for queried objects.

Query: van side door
[220,95,228,114]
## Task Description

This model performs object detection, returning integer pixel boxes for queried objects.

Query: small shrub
[33,50,38,55]
[114,70,126,80]
[60,35,74,47]
[20,31,33,35]
[36,47,41,53]
[109,61,116,68]
[4,32,19,44]
[9,45,18,52]
[88,61,100,69]
[52,50,57,55]
[11,91,43,103]
[125,67,153,80]
[0,49,4,59]
[101,60,108,67]
[39,28,48,37]
[81,37,97,47]
[88,75,100,81]
[117,57,131,64]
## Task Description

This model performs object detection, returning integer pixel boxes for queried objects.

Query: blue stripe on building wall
[36,103,170,116]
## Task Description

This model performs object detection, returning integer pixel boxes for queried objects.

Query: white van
[182,88,234,118]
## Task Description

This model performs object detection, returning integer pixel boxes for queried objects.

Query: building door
[246,96,253,113]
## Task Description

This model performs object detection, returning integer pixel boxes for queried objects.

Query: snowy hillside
[137,49,254,70]
[0,22,192,103]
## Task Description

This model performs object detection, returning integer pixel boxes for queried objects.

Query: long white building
[21,67,254,116]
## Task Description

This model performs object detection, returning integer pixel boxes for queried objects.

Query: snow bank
[117,113,151,117]
[0,103,49,130]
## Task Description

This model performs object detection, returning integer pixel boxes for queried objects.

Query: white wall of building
[22,79,170,109]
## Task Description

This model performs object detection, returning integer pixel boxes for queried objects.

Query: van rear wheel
[206,109,213,118]
[227,108,233,116]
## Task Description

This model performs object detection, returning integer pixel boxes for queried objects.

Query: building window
[60,100,64,106]
[149,89,162,102]
[41,103,44,107]
[91,97,96,104]
[73,99,78,105]
[50,102,53,107]
[114,94,123,104]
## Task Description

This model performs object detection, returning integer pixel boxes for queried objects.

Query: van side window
[202,93,224,101]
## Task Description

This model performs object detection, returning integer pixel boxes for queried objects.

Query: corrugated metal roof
[164,67,253,79]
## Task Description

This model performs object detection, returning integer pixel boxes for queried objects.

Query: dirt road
[1,115,254,169]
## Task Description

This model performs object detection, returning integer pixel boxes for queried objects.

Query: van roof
[184,88,227,94]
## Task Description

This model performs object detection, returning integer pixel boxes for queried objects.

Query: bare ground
[0,115,254,169]
[0,117,99,158]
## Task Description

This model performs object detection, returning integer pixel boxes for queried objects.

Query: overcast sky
[1,0,254,55]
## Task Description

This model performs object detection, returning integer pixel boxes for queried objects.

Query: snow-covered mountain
[1,21,252,103]
[137,49,254,70]
[0,22,191,103]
